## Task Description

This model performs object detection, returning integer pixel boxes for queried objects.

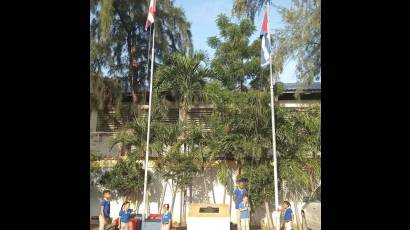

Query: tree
[90,0,193,105]
[99,151,149,210]
[232,0,321,84]
[207,14,261,91]
[155,52,210,121]
[154,52,211,226]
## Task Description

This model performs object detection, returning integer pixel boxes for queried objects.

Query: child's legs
[236,209,241,230]
[285,221,292,230]
[120,222,128,230]
[98,215,106,230]
[241,218,250,230]
[162,223,171,230]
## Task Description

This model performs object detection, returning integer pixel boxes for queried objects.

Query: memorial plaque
[199,207,219,213]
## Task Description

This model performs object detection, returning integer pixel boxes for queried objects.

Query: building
[90,82,321,227]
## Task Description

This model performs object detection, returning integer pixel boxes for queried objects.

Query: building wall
[90,161,276,226]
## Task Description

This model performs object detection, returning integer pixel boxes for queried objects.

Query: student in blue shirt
[119,201,133,230]
[233,178,248,230]
[161,204,172,230]
[239,195,251,230]
[99,190,111,230]
[281,201,294,230]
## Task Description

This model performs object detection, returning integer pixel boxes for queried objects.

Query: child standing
[119,201,133,230]
[239,195,251,230]
[161,204,172,230]
[282,201,294,230]
[99,190,112,230]
[233,178,248,230]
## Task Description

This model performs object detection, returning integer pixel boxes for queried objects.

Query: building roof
[283,82,321,91]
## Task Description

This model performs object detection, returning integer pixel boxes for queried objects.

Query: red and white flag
[260,9,271,67]
[145,0,157,31]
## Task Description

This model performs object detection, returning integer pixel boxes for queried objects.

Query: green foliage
[207,14,261,91]
[154,122,204,189]
[155,52,210,118]
[99,151,148,198]
[232,0,321,84]
[90,151,103,173]
[90,0,193,105]
[205,82,320,202]
[90,74,123,112]
[273,0,321,83]
[242,163,276,206]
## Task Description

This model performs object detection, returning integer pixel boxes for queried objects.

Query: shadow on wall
[190,168,218,204]
[148,170,164,213]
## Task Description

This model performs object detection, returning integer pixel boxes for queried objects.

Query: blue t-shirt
[161,212,172,224]
[233,188,248,209]
[100,199,110,218]
[119,209,133,223]
[283,208,293,222]
[239,202,250,219]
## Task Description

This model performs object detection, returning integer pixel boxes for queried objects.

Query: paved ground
[91,226,270,230]
[90,225,265,230]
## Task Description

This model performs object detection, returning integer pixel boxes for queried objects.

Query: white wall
[90,163,282,226]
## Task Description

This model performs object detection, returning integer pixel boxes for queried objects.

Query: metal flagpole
[142,23,155,222]
[267,1,280,230]
[145,25,152,102]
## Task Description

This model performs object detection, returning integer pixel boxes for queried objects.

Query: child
[161,204,172,230]
[99,190,112,230]
[239,195,251,230]
[119,201,133,230]
[233,178,248,230]
[282,201,293,230]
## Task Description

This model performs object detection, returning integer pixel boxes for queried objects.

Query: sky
[173,0,298,83]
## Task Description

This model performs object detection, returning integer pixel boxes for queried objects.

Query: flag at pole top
[145,0,157,31]
[260,9,271,67]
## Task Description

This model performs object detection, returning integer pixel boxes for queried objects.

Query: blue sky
[174,0,297,83]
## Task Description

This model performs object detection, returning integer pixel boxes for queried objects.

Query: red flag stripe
[145,0,157,31]
[261,10,268,34]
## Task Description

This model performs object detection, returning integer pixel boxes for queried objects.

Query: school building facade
[90,82,321,227]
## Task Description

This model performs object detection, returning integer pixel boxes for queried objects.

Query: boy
[99,190,111,230]
[239,195,251,230]
[233,178,248,230]
[282,201,293,230]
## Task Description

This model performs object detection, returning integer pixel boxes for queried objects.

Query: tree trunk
[127,34,138,105]
[134,193,139,214]
[159,182,167,214]
[237,160,242,176]
[179,187,186,226]
[222,186,227,204]
[170,183,178,215]
[265,201,274,230]
[211,185,216,204]
[293,196,302,230]
[203,174,208,202]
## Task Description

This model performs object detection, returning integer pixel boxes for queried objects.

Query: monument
[187,203,230,230]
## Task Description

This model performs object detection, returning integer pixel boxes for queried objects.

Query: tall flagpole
[142,24,155,221]
[145,25,152,103]
[267,1,280,230]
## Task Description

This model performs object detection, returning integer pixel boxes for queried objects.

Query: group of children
[233,178,294,230]
[98,189,171,230]
[99,181,294,230]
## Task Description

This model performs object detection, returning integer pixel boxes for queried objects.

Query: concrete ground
[91,225,266,230]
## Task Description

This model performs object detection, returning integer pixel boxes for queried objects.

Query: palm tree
[155,52,210,226]
[156,52,210,121]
